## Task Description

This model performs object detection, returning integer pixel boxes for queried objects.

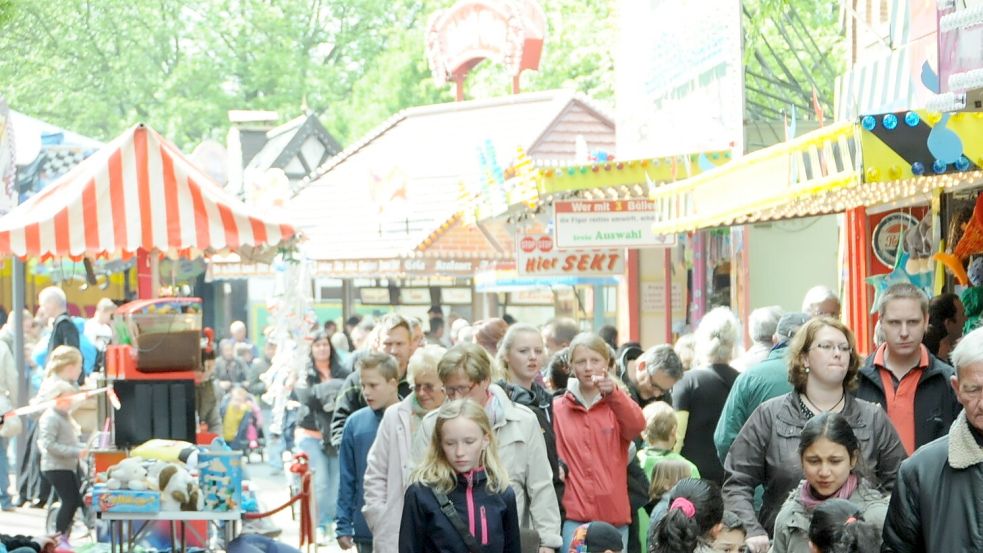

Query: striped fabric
[0,125,295,260]
[835,47,915,120]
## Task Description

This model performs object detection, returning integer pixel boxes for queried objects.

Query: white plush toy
[105,458,151,491]
[158,463,202,511]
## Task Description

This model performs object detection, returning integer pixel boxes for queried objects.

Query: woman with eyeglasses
[362,345,447,553]
[721,318,905,553]
[770,413,888,553]
[554,333,646,553]
[411,343,563,553]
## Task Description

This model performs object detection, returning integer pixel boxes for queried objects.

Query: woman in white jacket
[361,345,447,553]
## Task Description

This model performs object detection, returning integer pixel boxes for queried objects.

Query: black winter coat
[399,470,522,553]
[855,352,961,451]
[292,357,350,454]
[882,412,983,553]
[500,380,565,517]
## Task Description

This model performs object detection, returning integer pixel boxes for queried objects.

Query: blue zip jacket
[336,406,383,542]
[399,469,521,553]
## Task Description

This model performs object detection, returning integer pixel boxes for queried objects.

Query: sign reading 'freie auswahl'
[553,200,678,249]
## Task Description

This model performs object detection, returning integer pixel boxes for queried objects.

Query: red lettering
[608,254,620,270]
[562,255,576,271]
[589,254,604,271]
[525,259,538,273]
[577,255,589,271]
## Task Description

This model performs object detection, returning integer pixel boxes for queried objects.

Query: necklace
[801,392,845,416]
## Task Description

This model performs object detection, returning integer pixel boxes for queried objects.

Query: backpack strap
[431,488,484,553]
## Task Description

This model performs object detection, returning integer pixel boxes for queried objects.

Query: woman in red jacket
[553,333,646,553]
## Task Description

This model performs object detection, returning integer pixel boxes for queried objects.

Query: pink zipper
[466,471,476,538]
[480,505,488,545]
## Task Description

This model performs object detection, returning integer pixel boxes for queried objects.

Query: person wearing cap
[732,306,782,372]
[567,521,624,553]
[712,311,810,462]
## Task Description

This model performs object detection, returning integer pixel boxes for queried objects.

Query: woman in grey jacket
[769,413,889,553]
[722,318,905,553]
[37,380,86,549]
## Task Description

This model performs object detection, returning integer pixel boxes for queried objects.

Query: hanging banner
[616,0,743,158]
[554,199,677,249]
[0,96,14,215]
[516,233,624,276]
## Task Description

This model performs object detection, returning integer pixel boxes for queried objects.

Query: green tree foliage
[0,0,614,150]
[743,0,844,121]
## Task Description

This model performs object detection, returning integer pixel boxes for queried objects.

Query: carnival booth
[0,124,305,550]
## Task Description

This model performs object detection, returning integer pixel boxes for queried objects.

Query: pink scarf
[799,474,859,510]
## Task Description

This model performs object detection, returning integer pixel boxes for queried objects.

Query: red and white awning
[0,125,296,260]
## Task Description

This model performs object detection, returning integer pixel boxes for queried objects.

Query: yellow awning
[648,122,863,233]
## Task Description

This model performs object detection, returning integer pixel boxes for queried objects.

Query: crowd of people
[4,278,983,553]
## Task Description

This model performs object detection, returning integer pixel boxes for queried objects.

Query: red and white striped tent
[0,125,296,260]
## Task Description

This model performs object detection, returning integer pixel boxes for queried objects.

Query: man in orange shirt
[856,283,961,454]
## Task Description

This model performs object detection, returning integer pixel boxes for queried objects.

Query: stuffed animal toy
[105,458,152,491]
[158,463,202,511]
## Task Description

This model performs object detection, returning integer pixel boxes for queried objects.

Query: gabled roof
[291,90,614,262]
[246,113,342,182]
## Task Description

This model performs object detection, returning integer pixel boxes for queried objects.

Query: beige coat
[361,395,418,553]
[412,384,563,549]
[769,479,889,553]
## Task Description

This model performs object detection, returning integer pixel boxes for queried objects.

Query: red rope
[240,453,314,548]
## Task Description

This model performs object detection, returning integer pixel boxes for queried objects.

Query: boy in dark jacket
[336,352,401,552]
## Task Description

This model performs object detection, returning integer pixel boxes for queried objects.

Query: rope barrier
[241,453,314,549]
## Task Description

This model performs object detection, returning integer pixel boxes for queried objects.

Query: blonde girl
[399,399,521,553]
[553,332,646,553]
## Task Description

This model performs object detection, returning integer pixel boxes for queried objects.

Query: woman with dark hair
[292,331,350,543]
[770,413,888,553]
[722,318,905,553]
[808,499,882,553]
[923,293,966,361]
[649,478,723,553]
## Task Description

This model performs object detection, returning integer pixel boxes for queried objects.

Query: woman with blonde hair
[363,345,447,553]
[722,317,905,553]
[553,332,646,553]
[399,399,521,553]
[496,324,563,515]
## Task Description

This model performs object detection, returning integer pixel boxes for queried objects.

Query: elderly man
[39,287,80,383]
[801,285,840,318]
[732,306,782,371]
[713,312,810,461]
[881,325,983,552]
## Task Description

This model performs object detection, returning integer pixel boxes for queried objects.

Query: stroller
[219,386,265,461]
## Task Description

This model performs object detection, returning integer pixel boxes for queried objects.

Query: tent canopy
[0,125,296,260]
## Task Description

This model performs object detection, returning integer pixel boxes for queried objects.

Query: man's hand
[338,536,354,550]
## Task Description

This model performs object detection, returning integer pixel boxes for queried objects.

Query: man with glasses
[412,343,562,553]
[634,344,684,405]
[713,312,810,461]
[857,283,961,454]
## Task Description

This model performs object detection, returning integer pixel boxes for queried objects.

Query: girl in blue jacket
[399,399,521,553]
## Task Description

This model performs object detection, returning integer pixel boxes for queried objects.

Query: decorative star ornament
[867,242,934,314]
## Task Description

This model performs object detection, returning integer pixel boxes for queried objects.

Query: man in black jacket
[329,314,414,447]
[856,283,961,455]
[882,326,983,552]
[40,287,80,383]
